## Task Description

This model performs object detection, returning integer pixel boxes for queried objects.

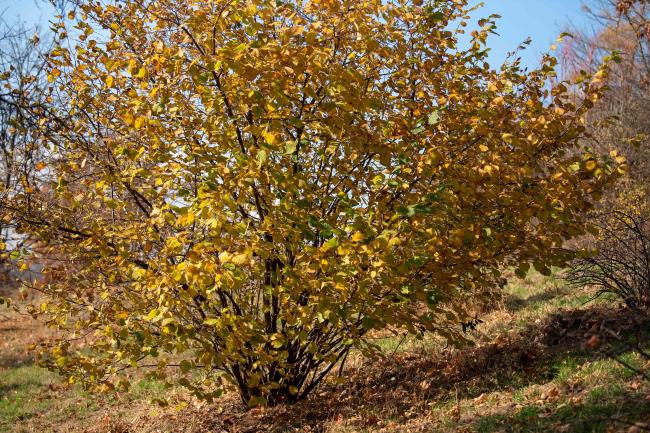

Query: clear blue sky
[0,0,590,69]
[476,0,590,68]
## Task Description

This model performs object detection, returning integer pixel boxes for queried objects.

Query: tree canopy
[1,0,624,406]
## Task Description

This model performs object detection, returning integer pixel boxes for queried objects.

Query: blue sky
[476,0,590,68]
[0,0,590,69]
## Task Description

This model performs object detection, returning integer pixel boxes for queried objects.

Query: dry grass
[1,272,649,433]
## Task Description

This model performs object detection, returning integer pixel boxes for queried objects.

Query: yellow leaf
[231,250,252,265]
[8,0,624,406]
[122,112,134,125]
[128,59,138,75]
[263,131,277,145]
[585,160,597,171]
[218,251,233,263]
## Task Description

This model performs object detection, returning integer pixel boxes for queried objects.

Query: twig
[379,332,408,379]
[608,351,650,381]
[600,325,650,381]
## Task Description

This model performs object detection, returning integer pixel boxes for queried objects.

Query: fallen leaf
[585,335,600,349]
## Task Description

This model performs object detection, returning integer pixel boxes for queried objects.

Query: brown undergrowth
[2,280,650,433]
[162,306,649,433]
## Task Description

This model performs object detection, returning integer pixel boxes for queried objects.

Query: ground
[1,272,649,433]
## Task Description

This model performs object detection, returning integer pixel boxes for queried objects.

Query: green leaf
[533,260,551,276]
[284,141,297,154]
[256,149,267,164]
[427,110,440,125]
[179,360,192,373]
[411,125,425,134]
[429,11,445,21]
[321,237,338,251]
[426,291,439,306]
[397,205,416,218]
[515,262,530,279]
[361,316,378,330]
[247,396,268,407]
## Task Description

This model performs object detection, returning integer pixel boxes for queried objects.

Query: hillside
[2,272,649,433]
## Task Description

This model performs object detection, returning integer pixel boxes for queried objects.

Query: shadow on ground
[505,291,561,312]
[471,387,649,433]
[2,286,647,433]
[0,352,34,370]
[195,306,650,433]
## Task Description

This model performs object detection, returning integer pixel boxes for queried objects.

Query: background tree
[2,0,623,406]
[562,1,650,310]
[562,0,649,185]
[0,14,52,286]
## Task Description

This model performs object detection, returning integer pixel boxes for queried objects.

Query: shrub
[1,0,622,405]
[567,194,650,311]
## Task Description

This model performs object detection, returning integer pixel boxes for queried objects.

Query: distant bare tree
[563,0,650,313]
[562,0,650,185]
[0,15,52,283]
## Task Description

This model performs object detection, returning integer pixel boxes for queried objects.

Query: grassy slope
[1,273,649,433]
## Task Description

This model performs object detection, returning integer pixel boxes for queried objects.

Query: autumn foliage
[1,0,623,405]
